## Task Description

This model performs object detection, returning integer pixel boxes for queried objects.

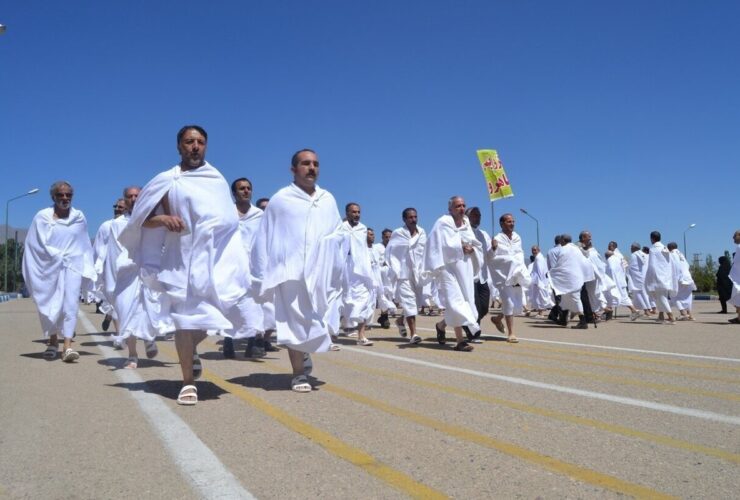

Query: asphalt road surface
[1,298,738,499]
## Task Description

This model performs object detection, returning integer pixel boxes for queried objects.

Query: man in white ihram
[489,213,530,343]
[425,196,482,351]
[119,125,251,405]
[644,231,677,324]
[251,149,342,393]
[23,181,96,362]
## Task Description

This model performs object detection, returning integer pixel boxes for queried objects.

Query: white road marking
[415,327,740,363]
[343,345,740,426]
[78,312,256,500]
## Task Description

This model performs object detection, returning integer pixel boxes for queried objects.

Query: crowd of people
[20,125,740,405]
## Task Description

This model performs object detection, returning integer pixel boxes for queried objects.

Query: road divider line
[342,346,740,426]
[327,358,740,465]
[415,327,740,364]
[78,312,256,500]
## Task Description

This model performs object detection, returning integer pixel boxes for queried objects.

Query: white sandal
[291,375,312,393]
[177,385,198,405]
[61,348,79,363]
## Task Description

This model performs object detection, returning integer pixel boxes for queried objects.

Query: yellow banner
[476,149,514,201]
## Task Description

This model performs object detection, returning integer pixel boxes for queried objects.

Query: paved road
[1,298,738,499]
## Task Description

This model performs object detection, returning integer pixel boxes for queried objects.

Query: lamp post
[4,188,39,291]
[519,208,540,248]
[683,223,696,256]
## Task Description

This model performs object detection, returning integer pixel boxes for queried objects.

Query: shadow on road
[228,373,326,392]
[97,357,176,370]
[20,350,97,360]
[107,378,228,401]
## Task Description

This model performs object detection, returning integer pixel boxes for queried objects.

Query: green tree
[0,240,25,292]
[690,254,716,293]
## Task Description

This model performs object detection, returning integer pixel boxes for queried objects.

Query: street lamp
[683,223,696,257]
[519,208,540,248]
[4,188,39,291]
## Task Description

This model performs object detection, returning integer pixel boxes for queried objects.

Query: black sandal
[453,341,473,352]
[436,322,446,345]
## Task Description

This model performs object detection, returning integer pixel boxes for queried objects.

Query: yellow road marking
[328,358,740,465]
[320,375,675,499]
[155,342,447,500]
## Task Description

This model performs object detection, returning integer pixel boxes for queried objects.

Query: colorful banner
[476,149,514,201]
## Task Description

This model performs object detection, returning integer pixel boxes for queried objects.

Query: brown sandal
[453,341,473,352]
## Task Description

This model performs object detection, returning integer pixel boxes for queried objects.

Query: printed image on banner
[476,149,514,201]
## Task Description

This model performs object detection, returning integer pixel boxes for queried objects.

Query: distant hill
[0,225,28,244]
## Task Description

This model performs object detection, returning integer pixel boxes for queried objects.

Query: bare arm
[142,192,186,232]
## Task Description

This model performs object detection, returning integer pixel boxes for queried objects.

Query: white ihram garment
[229,206,265,339]
[489,231,531,316]
[105,215,175,341]
[22,207,95,338]
[529,252,554,310]
[549,243,591,314]
[729,243,740,307]
[644,241,678,313]
[628,250,651,310]
[119,162,250,332]
[669,250,696,311]
[339,221,376,325]
[424,215,481,330]
[251,183,341,353]
[605,251,633,308]
[372,243,395,311]
[386,226,428,317]
[90,218,116,313]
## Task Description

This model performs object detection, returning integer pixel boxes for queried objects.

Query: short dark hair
[231,177,252,194]
[667,242,678,251]
[402,207,417,220]
[382,228,392,236]
[561,234,572,244]
[177,125,207,145]
[466,206,481,215]
[291,148,317,167]
[609,241,618,249]
[367,227,374,233]
[256,197,269,207]
[554,234,562,245]
[345,202,359,213]
[578,230,591,242]
[650,231,661,242]
[499,213,513,224]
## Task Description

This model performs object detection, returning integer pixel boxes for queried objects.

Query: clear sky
[2,1,738,262]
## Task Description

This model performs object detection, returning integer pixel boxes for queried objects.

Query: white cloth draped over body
[548,243,591,314]
[606,251,633,307]
[90,218,116,312]
[386,226,429,316]
[119,162,251,332]
[529,252,554,309]
[644,241,678,313]
[230,206,266,338]
[372,242,395,311]
[251,183,341,353]
[22,207,96,338]
[105,214,175,341]
[628,250,652,310]
[729,243,740,307]
[338,221,376,326]
[584,247,616,312]
[423,215,482,331]
[669,249,696,310]
[489,230,531,316]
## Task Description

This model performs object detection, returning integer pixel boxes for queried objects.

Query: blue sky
[2,1,738,262]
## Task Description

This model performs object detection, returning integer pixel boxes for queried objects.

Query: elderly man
[728,230,740,324]
[105,186,170,368]
[119,125,251,405]
[489,213,530,342]
[644,231,677,324]
[23,181,96,362]
[425,196,481,351]
[251,149,342,392]
[386,208,428,344]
